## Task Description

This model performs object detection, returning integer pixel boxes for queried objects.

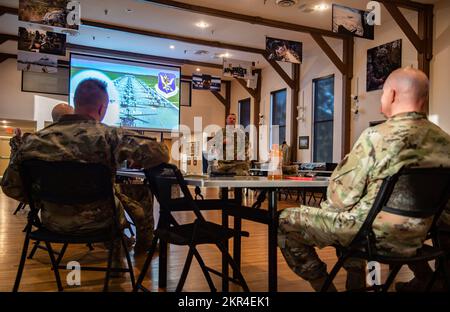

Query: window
[238,98,251,128]
[270,88,287,146]
[313,75,334,163]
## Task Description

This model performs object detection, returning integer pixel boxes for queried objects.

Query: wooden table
[116,169,329,292]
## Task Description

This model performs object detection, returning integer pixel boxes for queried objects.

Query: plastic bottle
[268,144,283,180]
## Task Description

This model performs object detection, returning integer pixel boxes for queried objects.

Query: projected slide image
[70,54,180,131]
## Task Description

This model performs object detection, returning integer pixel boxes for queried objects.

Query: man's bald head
[51,103,74,122]
[73,78,109,121]
[381,67,429,118]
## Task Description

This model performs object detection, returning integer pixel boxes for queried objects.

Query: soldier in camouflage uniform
[2,78,169,260]
[278,68,450,291]
[209,113,250,176]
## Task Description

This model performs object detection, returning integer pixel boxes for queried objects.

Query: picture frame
[366,39,402,91]
[21,66,69,95]
[298,136,309,149]
[332,4,374,40]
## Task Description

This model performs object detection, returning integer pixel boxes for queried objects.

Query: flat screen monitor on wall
[69,53,180,131]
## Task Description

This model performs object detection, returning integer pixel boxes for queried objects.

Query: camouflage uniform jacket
[1,114,169,233]
[211,126,250,175]
[284,112,450,256]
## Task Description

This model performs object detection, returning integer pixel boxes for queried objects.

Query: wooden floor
[0,188,414,292]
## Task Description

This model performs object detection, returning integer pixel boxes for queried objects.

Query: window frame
[312,74,335,163]
[269,88,287,147]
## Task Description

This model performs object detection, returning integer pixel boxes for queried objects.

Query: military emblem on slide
[156,72,178,98]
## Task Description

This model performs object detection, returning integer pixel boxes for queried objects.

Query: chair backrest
[20,160,115,227]
[352,167,450,247]
[144,163,207,224]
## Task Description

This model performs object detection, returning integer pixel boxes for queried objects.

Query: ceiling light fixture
[219,52,231,58]
[195,21,209,28]
[196,68,201,72]
[170,45,175,49]
[314,3,329,11]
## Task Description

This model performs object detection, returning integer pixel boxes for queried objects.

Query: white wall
[0,58,67,125]
[298,40,343,163]
[350,2,450,144]
[351,9,419,144]
[429,0,450,134]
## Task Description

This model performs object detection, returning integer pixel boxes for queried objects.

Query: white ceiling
[0,0,439,71]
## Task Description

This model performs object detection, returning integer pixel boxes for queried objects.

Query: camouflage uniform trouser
[278,206,365,281]
[114,184,154,248]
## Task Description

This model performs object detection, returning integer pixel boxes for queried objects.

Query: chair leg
[134,236,159,292]
[13,202,25,215]
[176,247,195,292]
[27,240,41,259]
[121,235,136,289]
[425,263,440,292]
[382,264,402,292]
[216,242,249,292]
[103,240,115,292]
[321,256,347,292]
[13,233,31,292]
[192,248,217,292]
[44,241,63,291]
[56,243,69,266]
[439,255,450,291]
[86,243,95,251]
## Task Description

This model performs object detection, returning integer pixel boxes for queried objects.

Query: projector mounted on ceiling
[275,0,298,7]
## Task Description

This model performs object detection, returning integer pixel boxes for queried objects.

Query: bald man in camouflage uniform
[2,79,169,258]
[278,68,450,291]
[210,113,250,176]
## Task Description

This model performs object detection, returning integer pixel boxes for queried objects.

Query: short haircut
[74,78,108,108]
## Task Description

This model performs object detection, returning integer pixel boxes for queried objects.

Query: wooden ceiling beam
[235,78,257,99]
[262,52,295,89]
[143,0,348,39]
[0,33,223,69]
[0,33,16,45]
[0,6,265,55]
[378,0,430,11]
[310,33,346,75]
[0,5,16,17]
[82,20,265,55]
[0,52,16,63]
[382,2,425,53]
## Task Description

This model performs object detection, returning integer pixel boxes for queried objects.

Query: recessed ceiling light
[219,52,231,58]
[170,45,175,49]
[195,21,209,28]
[1,120,8,123]
[314,3,329,11]
[196,68,201,72]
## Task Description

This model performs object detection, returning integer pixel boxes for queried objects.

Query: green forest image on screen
[70,64,180,130]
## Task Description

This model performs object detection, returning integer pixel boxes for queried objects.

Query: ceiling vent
[275,0,298,7]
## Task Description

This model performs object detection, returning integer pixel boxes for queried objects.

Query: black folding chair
[321,167,450,292]
[13,160,135,292]
[134,163,250,292]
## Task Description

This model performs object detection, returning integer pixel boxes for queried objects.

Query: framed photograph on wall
[332,4,374,40]
[180,79,191,106]
[367,39,402,91]
[298,136,309,149]
[21,65,69,95]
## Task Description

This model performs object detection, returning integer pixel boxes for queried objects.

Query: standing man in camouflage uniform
[278,68,450,291]
[209,113,250,175]
[2,78,169,259]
